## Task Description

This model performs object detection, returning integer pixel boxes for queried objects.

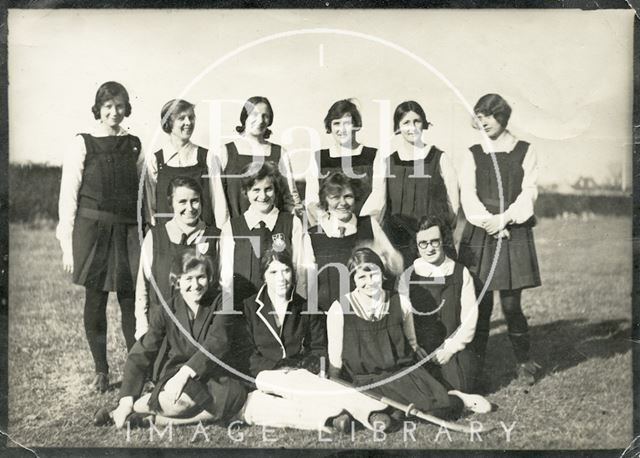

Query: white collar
[166,218,206,243]
[328,143,364,157]
[244,206,279,231]
[91,124,128,137]
[319,213,357,236]
[162,138,197,159]
[397,140,434,161]
[413,256,455,277]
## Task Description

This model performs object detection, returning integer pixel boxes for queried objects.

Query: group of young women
[57,81,541,432]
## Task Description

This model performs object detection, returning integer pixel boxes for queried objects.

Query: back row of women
[57,81,541,432]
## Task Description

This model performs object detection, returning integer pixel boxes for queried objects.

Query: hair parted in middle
[393,100,432,133]
[235,96,274,139]
[347,247,387,281]
[260,248,296,285]
[323,98,363,134]
[160,99,195,134]
[318,171,363,211]
[91,81,132,119]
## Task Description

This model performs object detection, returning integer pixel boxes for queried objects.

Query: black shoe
[517,360,541,386]
[93,407,113,426]
[126,412,153,429]
[368,412,393,432]
[91,373,109,393]
[331,413,353,434]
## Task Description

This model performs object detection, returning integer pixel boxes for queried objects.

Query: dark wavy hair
[414,214,455,260]
[160,99,195,134]
[240,160,285,210]
[323,99,362,134]
[318,171,363,211]
[473,93,512,127]
[260,248,296,293]
[166,176,203,212]
[235,96,273,139]
[91,81,132,119]
[393,100,431,133]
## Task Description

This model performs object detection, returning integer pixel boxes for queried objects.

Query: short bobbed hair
[169,248,216,289]
[91,81,132,119]
[160,99,195,134]
[318,171,363,211]
[240,161,285,210]
[323,99,362,134]
[473,93,512,127]
[347,247,387,281]
[235,96,273,139]
[166,176,203,212]
[414,214,455,260]
[393,100,431,133]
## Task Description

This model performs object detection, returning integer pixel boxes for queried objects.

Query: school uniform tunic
[211,139,301,220]
[307,214,403,312]
[458,131,541,291]
[327,291,460,417]
[381,144,459,262]
[134,218,220,340]
[230,286,388,431]
[57,125,143,292]
[120,293,247,423]
[219,207,312,303]
[305,144,386,226]
[402,257,479,392]
[144,140,228,229]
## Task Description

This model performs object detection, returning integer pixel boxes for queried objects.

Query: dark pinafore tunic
[230,212,294,300]
[384,147,452,263]
[316,146,377,216]
[341,293,459,417]
[458,141,541,291]
[409,262,477,392]
[73,133,142,291]
[308,217,374,312]
[222,142,282,219]
[154,147,214,227]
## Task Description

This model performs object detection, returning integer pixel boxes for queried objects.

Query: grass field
[7,217,633,451]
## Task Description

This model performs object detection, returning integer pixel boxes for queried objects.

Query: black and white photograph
[4,5,635,452]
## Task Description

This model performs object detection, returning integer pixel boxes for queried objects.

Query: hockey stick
[332,378,495,434]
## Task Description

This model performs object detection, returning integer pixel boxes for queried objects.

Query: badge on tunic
[271,233,286,252]
[196,242,210,255]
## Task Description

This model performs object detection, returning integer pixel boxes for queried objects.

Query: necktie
[256,221,270,252]
[338,226,346,238]
[180,232,189,245]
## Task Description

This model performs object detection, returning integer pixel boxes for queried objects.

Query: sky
[8,8,634,188]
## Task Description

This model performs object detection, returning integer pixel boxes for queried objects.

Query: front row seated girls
[398,215,479,393]
[308,171,403,313]
[327,248,490,423]
[218,161,312,304]
[98,249,246,428]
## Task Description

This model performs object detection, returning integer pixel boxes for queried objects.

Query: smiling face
[325,185,355,223]
[416,225,445,265]
[475,112,506,140]
[398,110,424,145]
[170,107,195,142]
[246,176,276,214]
[172,185,201,226]
[99,96,127,128]
[177,264,209,304]
[245,102,271,138]
[353,263,384,299]
[330,113,357,147]
[264,259,293,299]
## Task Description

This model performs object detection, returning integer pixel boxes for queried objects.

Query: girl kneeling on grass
[95,248,247,428]
[326,248,490,426]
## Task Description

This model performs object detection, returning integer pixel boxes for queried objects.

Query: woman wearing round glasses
[398,215,479,393]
